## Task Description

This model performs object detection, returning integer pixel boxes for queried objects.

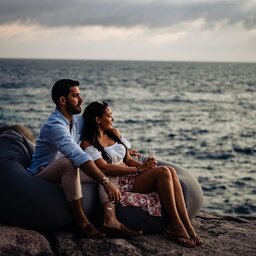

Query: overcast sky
[0,0,255,62]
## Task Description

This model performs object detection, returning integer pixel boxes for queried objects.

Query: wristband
[136,166,140,174]
[101,176,109,185]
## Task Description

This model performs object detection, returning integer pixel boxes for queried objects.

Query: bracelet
[136,166,140,174]
[101,176,109,185]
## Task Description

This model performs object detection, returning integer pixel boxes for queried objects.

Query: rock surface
[0,212,255,256]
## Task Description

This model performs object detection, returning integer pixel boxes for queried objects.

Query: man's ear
[59,96,66,106]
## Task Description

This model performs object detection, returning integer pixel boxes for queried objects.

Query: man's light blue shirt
[27,109,91,174]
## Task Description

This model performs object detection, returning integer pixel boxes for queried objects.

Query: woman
[81,101,202,247]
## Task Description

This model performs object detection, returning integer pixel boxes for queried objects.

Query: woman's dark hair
[82,101,127,162]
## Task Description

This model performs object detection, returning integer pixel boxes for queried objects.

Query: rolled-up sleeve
[43,119,91,167]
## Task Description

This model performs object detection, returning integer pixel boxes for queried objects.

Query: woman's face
[97,106,114,130]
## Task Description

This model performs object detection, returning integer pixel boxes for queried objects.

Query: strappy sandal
[190,236,203,246]
[100,224,143,238]
[74,223,106,239]
[167,233,196,248]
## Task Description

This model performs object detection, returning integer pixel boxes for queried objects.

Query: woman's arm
[108,128,156,172]
[81,136,154,176]
[81,139,139,176]
[94,158,138,176]
[124,148,156,171]
[109,128,155,172]
[94,155,155,176]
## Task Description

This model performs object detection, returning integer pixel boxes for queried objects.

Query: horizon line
[0,57,255,64]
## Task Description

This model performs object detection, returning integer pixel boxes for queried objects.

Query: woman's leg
[167,167,202,244]
[98,177,123,229]
[80,173,121,228]
[131,166,191,239]
[80,172,141,237]
[166,167,195,234]
[156,160,204,220]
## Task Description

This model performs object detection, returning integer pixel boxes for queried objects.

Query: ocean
[0,59,255,217]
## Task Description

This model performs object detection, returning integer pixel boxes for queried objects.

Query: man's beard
[66,101,82,115]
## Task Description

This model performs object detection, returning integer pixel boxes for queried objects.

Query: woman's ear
[95,116,100,125]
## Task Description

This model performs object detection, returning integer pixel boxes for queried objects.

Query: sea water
[0,59,255,217]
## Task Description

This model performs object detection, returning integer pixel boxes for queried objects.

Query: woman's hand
[129,149,141,157]
[137,157,157,173]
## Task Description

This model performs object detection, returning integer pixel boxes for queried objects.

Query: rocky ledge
[0,212,255,256]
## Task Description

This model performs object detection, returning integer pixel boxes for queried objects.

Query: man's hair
[51,79,80,105]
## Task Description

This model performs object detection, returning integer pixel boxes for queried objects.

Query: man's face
[66,86,83,115]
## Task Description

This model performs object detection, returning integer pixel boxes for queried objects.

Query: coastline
[1,211,255,256]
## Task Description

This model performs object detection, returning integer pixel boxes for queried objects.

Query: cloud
[0,0,255,30]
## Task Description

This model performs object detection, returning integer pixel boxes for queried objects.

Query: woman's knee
[167,166,177,176]
[167,166,179,181]
[155,166,172,179]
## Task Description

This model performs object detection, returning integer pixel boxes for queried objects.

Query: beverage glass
[148,150,156,159]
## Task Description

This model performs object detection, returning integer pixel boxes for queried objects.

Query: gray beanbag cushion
[0,129,98,231]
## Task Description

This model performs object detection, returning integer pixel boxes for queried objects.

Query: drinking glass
[148,150,156,159]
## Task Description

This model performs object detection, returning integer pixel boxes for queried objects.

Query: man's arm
[80,160,121,203]
[46,119,121,202]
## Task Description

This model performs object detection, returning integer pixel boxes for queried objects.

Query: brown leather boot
[68,198,105,238]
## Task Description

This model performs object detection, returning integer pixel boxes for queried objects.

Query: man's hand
[80,160,121,202]
[103,181,121,203]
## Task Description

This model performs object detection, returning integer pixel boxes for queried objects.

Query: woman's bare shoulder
[109,127,121,138]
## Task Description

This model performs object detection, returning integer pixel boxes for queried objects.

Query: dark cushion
[116,204,168,234]
[0,129,34,169]
[0,129,99,231]
[0,158,99,231]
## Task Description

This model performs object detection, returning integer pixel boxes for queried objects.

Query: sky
[0,0,256,62]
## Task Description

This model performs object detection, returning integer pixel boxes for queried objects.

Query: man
[27,79,120,238]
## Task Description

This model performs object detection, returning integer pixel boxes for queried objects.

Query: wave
[233,146,255,155]
[186,151,235,160]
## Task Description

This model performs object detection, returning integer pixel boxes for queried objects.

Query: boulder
[0,224,52,256]
[0,212,255,256]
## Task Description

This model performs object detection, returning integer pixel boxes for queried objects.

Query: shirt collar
[54,108,77,127]
[54,108,70,126]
